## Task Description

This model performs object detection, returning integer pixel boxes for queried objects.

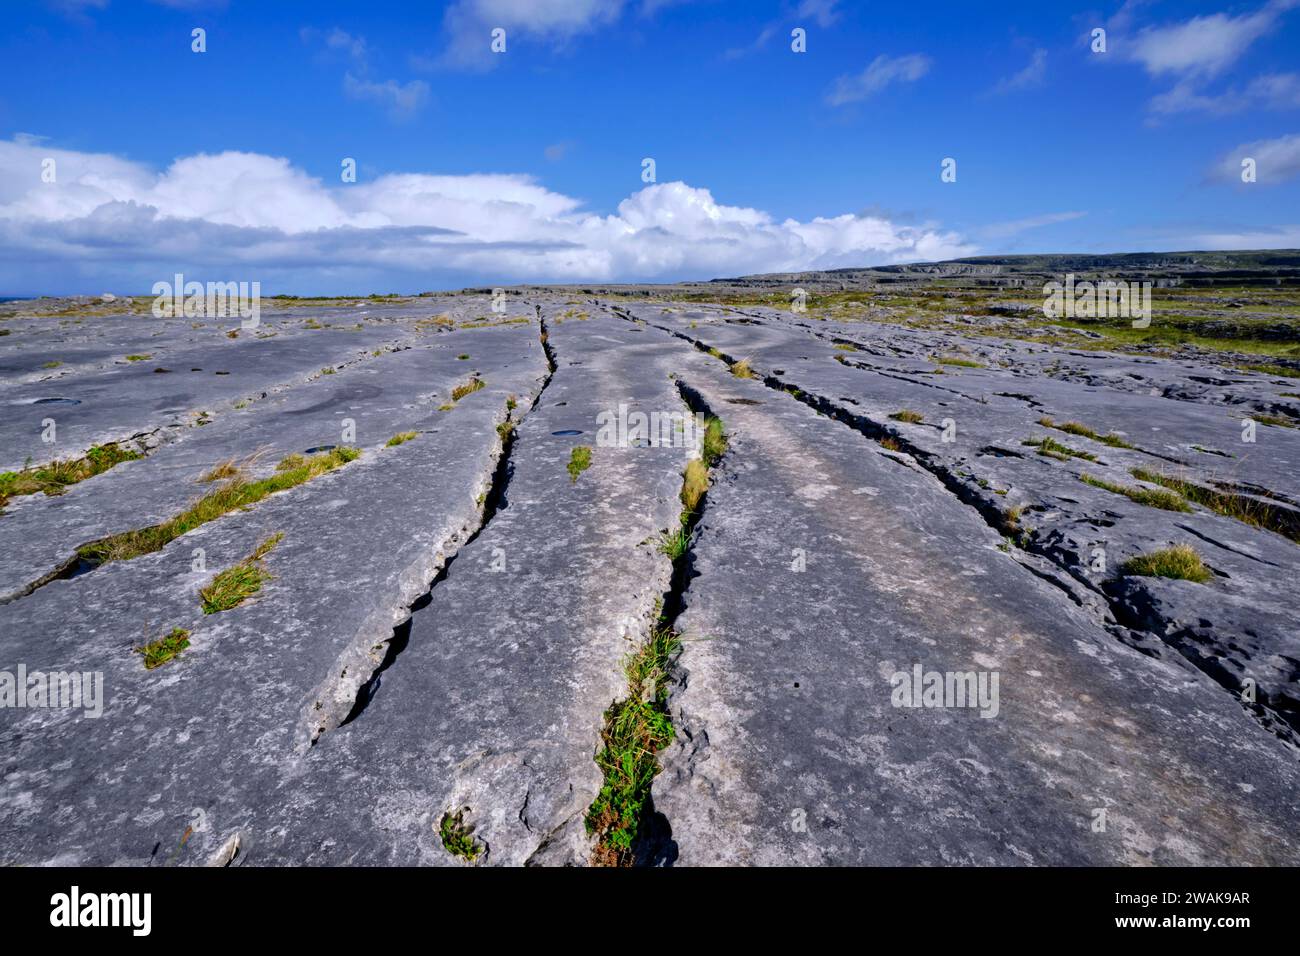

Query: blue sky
[1,0,1298,294]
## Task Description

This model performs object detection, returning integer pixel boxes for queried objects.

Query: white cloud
[826,53,932,106]
[302,27,429,120]
[978,211,1087,240]
[0,138,974,292]
[1127,1,1294,80]
[440,0,625,68]
[795,0,842,28]
[993,48,1046,94]
[1209,132,1300,183]
[343,73,430,120]
[1176,224,1300,248]
[1150,72,1300,115]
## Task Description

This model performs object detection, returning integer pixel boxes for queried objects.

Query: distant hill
[721,250,1300,289]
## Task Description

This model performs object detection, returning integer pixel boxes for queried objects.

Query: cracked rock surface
[0,290,1297,866]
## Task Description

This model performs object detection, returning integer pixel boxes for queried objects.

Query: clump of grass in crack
[834,342,857,351]
[658,515,690,560]
[933,354,984,368]
[701,415,727,466]
[587,615,681,866]
[729,358,755,379]
[386,431,418,447]
[125,353,152,362]
[438,810,482,863]
[1248,412,1296,429]
[1122,544,1212,583]
[1130,467,1295,540]
[1238,362,1300,379]
[879,436,901,452]
[41,360,61,369]
[567,445,593,482]
[136,628,190,670]
[889,409,924,424]
[200,459,241,483]
[1023,436,1097,462]
[78,447,359,566]
[1038,416,1133,449]
[450,377,485,402]
[199,532,283,614]
[457,353,470,360]
[0,443,142,513]
[1080,472,1192,512]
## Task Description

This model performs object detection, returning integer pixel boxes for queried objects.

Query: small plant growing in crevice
[1023,436,1097,462]
[567,445,593,482]
[0,442,142,514]
[136,628,191,670]
[386,431,418,447]
[1039,416,1133,449]
[79,448,358,566]
[451,377,485,402]
[729,358,754,379]
[1130,467,1296,541]
[199,533,284,614]
[933,354,983,368]
[438,809,483,863]
[890,409,924,424]
[1079,473,1191,512]
[587,616,681,867]
[1122,544,1212,583]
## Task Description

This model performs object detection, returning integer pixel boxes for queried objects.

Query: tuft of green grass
[386,431,418,447]
[1022,436,1097,462]
[890,409,924,424]
[136,628,190,670]
[41,360,61,369]
[658,515,691,560]
[1122,544,1212,583]
[0,443,142,514]
[1237,362,1300,379]
[450,377,485,402]
[125,353,152,362]
[1038,416,1134,449]
[78,448,358,566]
[321,367,336,375]
[1248,412,1296,428]
[679,459,709,513]
[567,445,592,482]
[833,342,857,351]
[933,354,984,368]
[587,616,681,866]
[438,810,483,863]
[729,358,755,379]
[701,416,727,467]
[199,533,283,614]
[1130,467,1297,541]
[1080,472,1192,512]
[199,460,241,483]
[457,353,470,360]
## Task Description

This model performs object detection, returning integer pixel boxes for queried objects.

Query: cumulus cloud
[0,137,973,293]
[826,54,932,106]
